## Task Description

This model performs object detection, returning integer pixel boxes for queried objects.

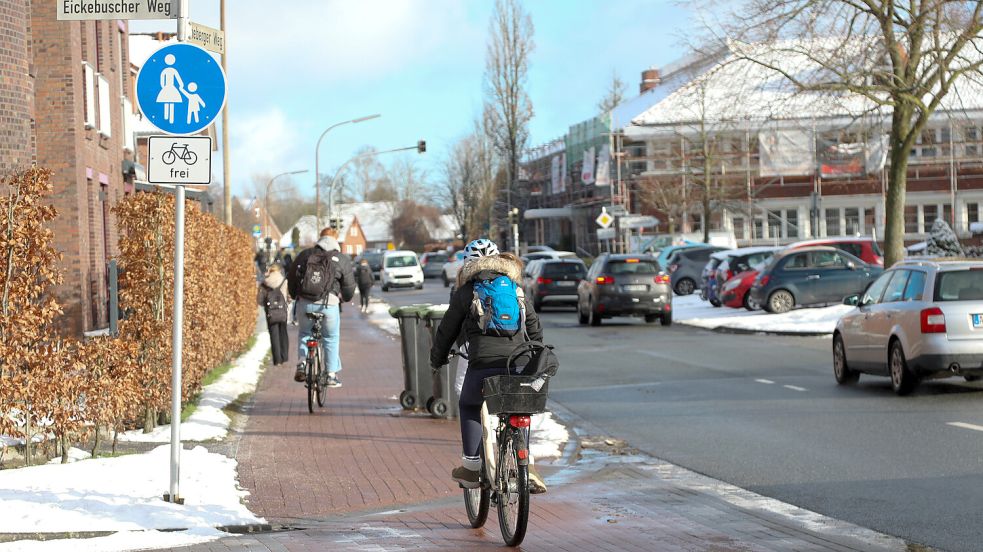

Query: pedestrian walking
[355,259,374,312]
[287,228,356,387]
[257,264,290,366]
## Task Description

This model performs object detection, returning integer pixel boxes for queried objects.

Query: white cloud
[228,107,310,195]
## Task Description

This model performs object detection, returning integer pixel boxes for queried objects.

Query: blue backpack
[472,275,526,337]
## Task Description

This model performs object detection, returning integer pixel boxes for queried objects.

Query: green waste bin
[423,304,459,419]
[389,304,434,410]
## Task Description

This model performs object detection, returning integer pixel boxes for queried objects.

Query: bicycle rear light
[509,415,531,428]
[306,340,318,348]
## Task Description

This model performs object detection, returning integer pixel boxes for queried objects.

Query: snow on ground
[119,331,271,443]
[365,299,400,337]
[0,444,263,551]
[674,294,851,334]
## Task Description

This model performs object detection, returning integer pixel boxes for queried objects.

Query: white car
[381,250,424,291]
[442,251,466,288]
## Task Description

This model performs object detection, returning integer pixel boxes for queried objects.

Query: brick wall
[0,0,34,174]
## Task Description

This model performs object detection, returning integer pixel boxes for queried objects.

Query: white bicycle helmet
[463,238,499,260]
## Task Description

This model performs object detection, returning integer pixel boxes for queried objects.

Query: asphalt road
[379,280,983,552]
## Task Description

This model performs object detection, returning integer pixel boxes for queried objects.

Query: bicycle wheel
[161,150,176,165]
[496,427,529,546]
[315,348,325,408]
[306,354,315,414]
[185,151,198,165]
[464,448,490,528]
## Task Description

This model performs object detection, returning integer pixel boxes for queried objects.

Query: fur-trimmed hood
[456,254,523,288]
[263,270,286,291]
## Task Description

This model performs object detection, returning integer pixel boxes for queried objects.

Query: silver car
[833,260,983,395]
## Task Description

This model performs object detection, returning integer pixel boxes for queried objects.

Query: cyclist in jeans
[287,228,356,387]
[429,239,547,494]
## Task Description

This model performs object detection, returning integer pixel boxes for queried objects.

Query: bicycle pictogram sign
[161,143,199,166]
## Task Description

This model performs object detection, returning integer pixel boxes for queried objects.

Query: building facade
[1,0,137,335]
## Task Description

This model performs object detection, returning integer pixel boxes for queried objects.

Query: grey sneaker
[294,363,306,383]
[326,372,342,388]
[452,466,479,488]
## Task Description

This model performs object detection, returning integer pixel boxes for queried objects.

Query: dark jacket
[256,269,289,310]
[430,255,543,371]
[287,236,356,303]
[355,264,374,290]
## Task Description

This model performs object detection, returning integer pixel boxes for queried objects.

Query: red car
[787,237,883,266]
[720,269,762,310]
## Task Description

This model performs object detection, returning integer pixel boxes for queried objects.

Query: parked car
[576,254,672,326]
[715,247,783,309]
[834,260,983,395]
[657,244,710,271]
[420,251,449,279]
[357,249,385,281]
[442,251,466,287]
[750,246,882,314]
[381,250,424,291]
[668,246,727,295]
[788,237,883,266]
[721,269,766,310]
[526,245,555,253]
[524,259,587,311]
[704,250,736,306]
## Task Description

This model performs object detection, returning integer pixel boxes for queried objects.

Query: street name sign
[188,21,226,55]
[58,0,177,20]
[608,204,628,217]
[597,227,616,241]
[596,211,614,229]
[620,215,660,230]
[136,43,227,135]
[147,136,212,186]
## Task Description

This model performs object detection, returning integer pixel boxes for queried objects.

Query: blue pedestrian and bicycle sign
[136,43,227,135]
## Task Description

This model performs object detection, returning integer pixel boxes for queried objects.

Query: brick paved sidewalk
[167,305,910,552]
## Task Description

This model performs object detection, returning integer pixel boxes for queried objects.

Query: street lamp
[327,140,426,223]
[266,169,308,239]
[315,114,382,222]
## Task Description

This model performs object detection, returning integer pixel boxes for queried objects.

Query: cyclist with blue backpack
[430,239,547,493]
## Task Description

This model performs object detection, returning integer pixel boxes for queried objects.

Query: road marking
[783,385,807,392]
[755,379,775,384]
[947,422,983,432]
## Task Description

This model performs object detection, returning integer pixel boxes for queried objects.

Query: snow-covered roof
[426,214,459,241]
[279,202,397,249]
[626,37,983,139]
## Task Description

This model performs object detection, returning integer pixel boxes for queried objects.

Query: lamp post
[266,169,308,238]
[327,140,426,224]
[315,114,381,222]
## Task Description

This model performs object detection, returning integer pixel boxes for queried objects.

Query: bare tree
[635,175,688,234]
[441,124,499,240]
[597,71,627,113]
[483,0,535,244]
[347,145,390,202]
[388,154,428,202]
[714,0,983,266]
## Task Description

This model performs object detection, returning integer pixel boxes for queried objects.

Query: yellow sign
[595,212,614,229]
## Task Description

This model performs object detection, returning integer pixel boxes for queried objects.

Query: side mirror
[843,294,860,306]
[845,261,856,270]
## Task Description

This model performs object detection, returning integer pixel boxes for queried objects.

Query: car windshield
[385,255,418,268]
[543,263,586,277]
[426,253,448,262]
[935,269,983,301]
[608,260,660,275]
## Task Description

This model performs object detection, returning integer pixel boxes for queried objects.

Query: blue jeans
[297,299,342,374]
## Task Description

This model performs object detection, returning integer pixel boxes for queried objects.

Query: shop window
[923,205,938,229]
[825,208,840,236]
[844,207,860,235]
[969,202,980,224]
[904,204,919,234]
[768,210,782,238]
[753,218,764,240]
[864,208,876,233]
[732,217,745,240]
[786,209,799,239]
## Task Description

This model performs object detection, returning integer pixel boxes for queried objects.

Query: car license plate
[556,280,575,287]
[623,284,647,292]
[973,314,983,328]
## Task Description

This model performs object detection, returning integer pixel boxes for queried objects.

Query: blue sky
[131,0,694,199]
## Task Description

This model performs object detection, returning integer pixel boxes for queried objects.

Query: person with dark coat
[355,259,374,312]
[287,228,356,387]
[256,264,290,366]
[429,239,547,493]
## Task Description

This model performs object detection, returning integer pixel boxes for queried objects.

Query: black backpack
[299,249,336,300]
[265,286,288,324]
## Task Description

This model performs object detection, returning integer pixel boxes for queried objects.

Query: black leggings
[267,321,289,365]
[358,285,371,308]
[458,366,509,458]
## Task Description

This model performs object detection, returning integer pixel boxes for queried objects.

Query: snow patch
[46,447,91,464]
[674,294,849,334]
[120,332,271,443]
[529,412,569,460]
[365,299,400,337]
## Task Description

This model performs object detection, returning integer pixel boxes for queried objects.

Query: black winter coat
[287,240,356,303]
[355,264,374,290]
[429,255,543,372]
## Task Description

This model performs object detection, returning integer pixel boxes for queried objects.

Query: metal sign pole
[167,0,189,505]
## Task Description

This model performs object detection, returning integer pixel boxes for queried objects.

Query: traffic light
[417,140,426,154]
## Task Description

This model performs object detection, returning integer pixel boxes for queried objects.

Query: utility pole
[220,0,231,225]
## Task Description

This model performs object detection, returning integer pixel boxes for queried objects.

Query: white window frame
[83,62,96,129]
[121,97,134,152]
[97,73,111,138]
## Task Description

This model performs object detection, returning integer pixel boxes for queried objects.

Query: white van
[381,250,424,291]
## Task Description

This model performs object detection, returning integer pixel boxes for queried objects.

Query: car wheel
[577,302,589,325]
[965,375,982,382]
[832,333,860,385]
[644,314,658,324]
[589,302,602,327]
[415,282,424,290]
[709,298,721,307]
[889,339,917,395]
[674,278,696,296]
[382,283,390,292]
[742,292,759,311]
[766,290,794,314]
[443,274,450,288]
[660,312,672,326]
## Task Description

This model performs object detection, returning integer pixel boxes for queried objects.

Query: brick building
[0,0,137,335]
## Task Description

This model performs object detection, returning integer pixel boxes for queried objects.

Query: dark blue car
[749,246,882,314]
